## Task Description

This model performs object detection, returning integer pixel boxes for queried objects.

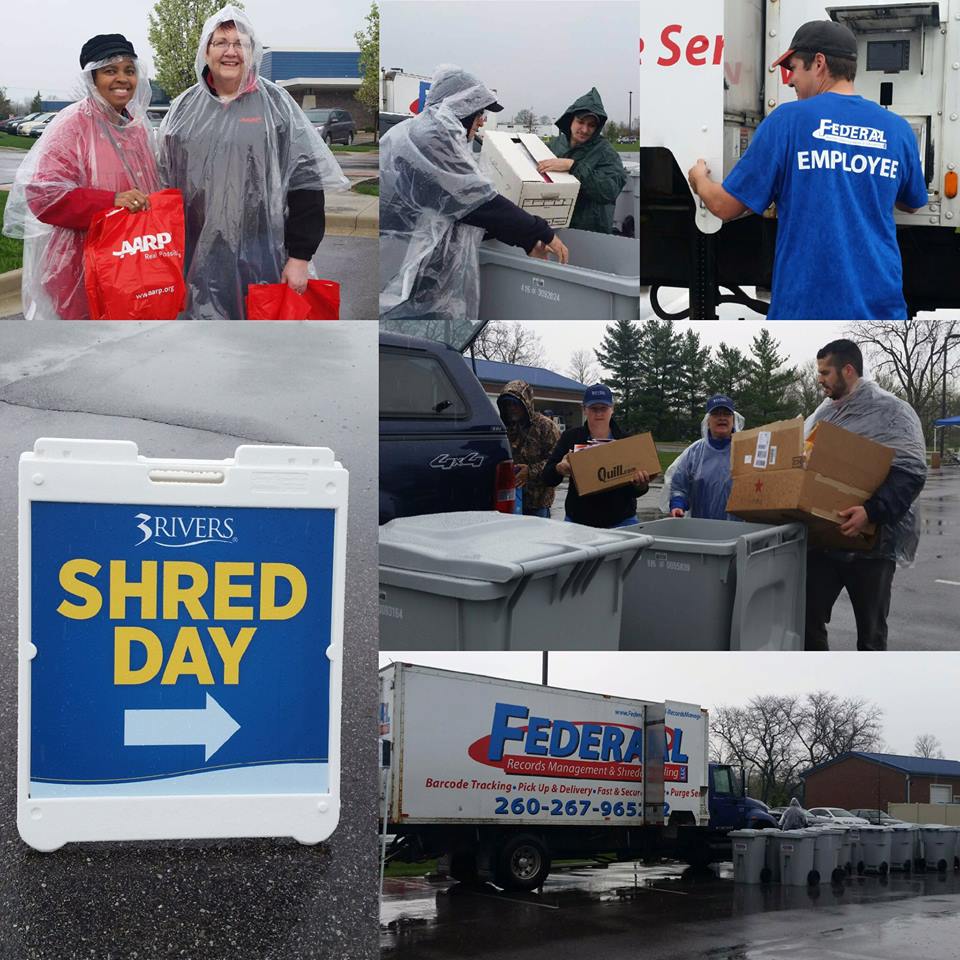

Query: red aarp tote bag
[83,189,186,320]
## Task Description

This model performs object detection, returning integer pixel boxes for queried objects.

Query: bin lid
[633,517,789,554]
[379,511,650,582]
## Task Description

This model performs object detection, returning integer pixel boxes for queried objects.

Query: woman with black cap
[2,34,159,320]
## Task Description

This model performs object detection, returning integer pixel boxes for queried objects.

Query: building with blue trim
[803,751,960,809]
[260,48,371,128]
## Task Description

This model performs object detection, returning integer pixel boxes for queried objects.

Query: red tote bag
[83,189,186,320]
[246,279,340,320]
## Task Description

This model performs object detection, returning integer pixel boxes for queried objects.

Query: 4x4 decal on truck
[429,452,485,470]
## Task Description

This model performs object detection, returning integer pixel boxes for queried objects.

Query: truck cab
[707,762,778,830]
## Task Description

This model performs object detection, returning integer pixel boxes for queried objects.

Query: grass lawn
[658,451,682,472]
[0,132,34,151]
[0,193,24,272]
[613,142,639,152]
[353,181,379,197]
[384,859,437,878]
[330,143,379,153]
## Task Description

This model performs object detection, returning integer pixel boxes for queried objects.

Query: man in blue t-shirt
[687,20,928,320]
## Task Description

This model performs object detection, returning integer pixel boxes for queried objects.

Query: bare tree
[710,692,884,805]
[567,348,597,385]
[914,733,945,759]
[786,359,824,416]
[472,321,546,366]
[845,317,960,436]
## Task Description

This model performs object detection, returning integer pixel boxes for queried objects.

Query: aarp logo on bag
[112,233,175,259]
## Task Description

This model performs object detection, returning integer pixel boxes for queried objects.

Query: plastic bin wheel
[448,852,479,884]
[807,869,820,886]
[902,859,911,873]
[831,867,846,884]
[495,834,551,891]
[759,866,772,884]
[879,861,888,876]
[937,858,948,873]
[856,860,865,875]
[917,857,926,871]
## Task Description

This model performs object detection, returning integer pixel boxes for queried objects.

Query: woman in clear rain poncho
[662,396,746,521]
[379,64,568,339]
[157,5,349,320]
[2,34,160,320]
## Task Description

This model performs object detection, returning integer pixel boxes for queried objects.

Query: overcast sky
[518,320,857,382]
[382,0,640,125]
[379,651,960,758]
[1,0,371,101]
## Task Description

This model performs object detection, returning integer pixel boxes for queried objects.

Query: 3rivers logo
[134,513,236,548]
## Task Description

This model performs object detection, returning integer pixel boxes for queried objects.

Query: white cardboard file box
[480,130,580,227]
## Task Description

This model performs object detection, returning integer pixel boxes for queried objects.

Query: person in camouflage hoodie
[536,87,627,234]
[496,380,561,517]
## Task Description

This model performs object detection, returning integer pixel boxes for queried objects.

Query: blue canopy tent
[934,415,960,463]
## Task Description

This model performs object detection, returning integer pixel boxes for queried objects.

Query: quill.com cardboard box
[569,433,661,497]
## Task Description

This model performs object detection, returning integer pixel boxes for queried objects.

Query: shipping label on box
[569,433,661,497]
[726,418,894,550]
[480,130,581,228]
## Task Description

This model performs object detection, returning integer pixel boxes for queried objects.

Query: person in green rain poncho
[536,88,627,234]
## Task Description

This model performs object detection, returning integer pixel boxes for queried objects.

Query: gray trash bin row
[379,513,806,650]
[730,823,959,885]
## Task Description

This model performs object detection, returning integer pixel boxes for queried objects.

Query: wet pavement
[0,321,379,960]
[0,145,29,185]
[381,859,960,959]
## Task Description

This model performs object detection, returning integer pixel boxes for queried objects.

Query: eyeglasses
[210,40,246,51]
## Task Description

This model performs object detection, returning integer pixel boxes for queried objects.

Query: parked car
[18,112,56,136]
[30,115,57,138]
[304,108,356,145]
[10,112,42,135]
[850,809,905,825]
[807,807,871,826]
[379,330,514,525]
[2,115,27,134]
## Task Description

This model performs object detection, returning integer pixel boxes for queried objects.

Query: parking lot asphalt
[0,321,378,960]
[382,859,960,959]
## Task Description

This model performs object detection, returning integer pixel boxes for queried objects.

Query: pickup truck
[379,331,515,524]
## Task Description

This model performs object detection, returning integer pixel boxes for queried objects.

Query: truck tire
[495,835,550,891]
[448,852,479,884]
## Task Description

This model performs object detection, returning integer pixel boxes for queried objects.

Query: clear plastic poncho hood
[379,64,499,336]
[158,4,349,320]
[660,411,745,517]
[805,379,928,564]
[194,4,263,99]
[2,55,159,320]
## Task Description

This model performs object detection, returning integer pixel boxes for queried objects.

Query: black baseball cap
[771,20,857,69]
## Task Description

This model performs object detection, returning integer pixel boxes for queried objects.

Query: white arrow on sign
[124,693,241,762]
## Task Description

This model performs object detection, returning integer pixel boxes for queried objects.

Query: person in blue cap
[668,395,740,521]
[543,384,651,528]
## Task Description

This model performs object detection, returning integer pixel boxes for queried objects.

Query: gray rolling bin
[379,512,653,650]
[619,518,806,651]
[614,162,640,236]
[729,829,772,884]
[478,229,641,321]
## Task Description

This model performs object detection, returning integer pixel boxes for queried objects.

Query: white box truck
[640,0,960,318]
[380,663,776,890]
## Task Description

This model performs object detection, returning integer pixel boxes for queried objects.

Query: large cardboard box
[726,418,895,550]
[569,433,661,497]
[480,130,581,228]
